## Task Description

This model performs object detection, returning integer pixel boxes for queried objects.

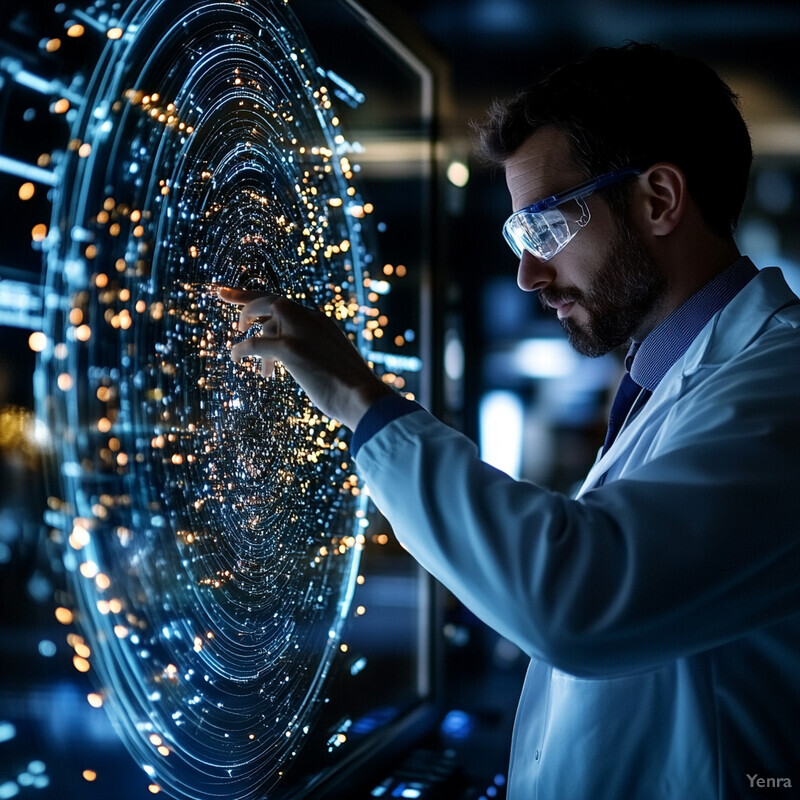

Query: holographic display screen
[0,1,434,798]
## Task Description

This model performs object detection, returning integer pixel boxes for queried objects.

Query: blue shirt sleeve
[350,394,422,458]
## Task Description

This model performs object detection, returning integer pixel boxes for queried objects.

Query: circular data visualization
[36,1,381,796]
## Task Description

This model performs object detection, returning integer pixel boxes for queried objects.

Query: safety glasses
[502,167,642,261]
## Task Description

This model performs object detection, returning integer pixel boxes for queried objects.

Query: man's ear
[636,162,687,237]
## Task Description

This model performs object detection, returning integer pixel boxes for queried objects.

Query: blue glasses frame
[503,167,642,261]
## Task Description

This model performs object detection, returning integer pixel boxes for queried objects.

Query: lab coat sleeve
[354,337,800,678]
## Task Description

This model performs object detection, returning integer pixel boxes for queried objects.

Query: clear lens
[503,197,591,261]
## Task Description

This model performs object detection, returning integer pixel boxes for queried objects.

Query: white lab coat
[355,267,800,799]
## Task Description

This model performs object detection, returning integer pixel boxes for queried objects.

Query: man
[221,43,800,799]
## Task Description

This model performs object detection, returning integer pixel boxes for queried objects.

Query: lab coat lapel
[575,267,798,497]
[576,358,692,496]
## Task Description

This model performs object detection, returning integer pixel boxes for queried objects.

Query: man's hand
[218,288,394,430]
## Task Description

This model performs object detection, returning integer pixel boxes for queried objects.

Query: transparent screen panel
[0,1,434,798]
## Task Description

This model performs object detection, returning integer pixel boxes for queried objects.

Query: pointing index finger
[217,286,274,305]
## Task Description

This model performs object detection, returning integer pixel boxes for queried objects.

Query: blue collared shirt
[628,255,757,390]
[351,256,759,458]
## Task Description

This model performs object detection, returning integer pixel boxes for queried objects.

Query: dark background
[3,1,800,798]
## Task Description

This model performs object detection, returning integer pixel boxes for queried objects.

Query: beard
[540,214,667,357]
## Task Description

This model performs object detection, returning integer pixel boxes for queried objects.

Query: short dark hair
[473,42,752,237]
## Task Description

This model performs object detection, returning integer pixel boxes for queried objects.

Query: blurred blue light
[37,639,57,658]
[0,722,16,743]
[440,709,474,739]
[0,782,19,799]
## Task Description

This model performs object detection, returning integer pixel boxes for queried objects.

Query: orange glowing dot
[73,655,90,672]
[57,373,73,391]
[67,23,85,37]
[148,785,161,794]
[107,27,123,39]
[109,223,120,236]
[95,273,109,288]
[157,746,170,757]
[55,606,74,624]
[45,38,61,52]
[75,324,91,342]
[69,527,89,550]
[116,452,129,466]
[74,642,91,659]
[82,770,97,782]
[87,692,103,708]
[78,143,92,158]
[396,264,407,277]
[356,605,366,616]
[85,244,97,259]
[79,561,98,579]
[383,264,394,275]
[130,209,142,223]
[37,153,51,167]
[171,454,183,465]
[97,417,112,433]
[31,223,47,242]
[28,331,48,352]
[340,643,348,652]
[149,734,162,746]
[95,572,110,590]
[18,182,35,201]
[133,225,144,237]
[116,258,127,272]
[53,98,70,114]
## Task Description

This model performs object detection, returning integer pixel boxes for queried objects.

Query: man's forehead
[504,126,582,208]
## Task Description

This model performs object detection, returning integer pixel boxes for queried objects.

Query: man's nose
[517,250,555,292]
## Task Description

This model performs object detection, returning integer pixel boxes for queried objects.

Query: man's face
[505,127,667,356]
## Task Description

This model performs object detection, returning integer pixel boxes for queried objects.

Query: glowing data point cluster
[33,1,416,797]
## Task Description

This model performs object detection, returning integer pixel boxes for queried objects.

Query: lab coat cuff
[350,394,422,458]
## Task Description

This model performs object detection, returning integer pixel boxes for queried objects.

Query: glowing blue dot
[26,763,45,776]
[0,722,16,743]
[38,640,57,657]
[0,782,19,799]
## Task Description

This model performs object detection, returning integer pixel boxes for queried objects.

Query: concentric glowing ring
[38,1,374,796]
